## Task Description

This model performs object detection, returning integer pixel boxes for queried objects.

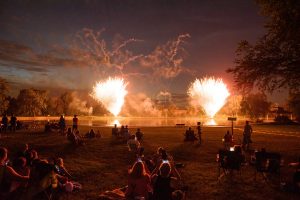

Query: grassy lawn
[0,124,300,200]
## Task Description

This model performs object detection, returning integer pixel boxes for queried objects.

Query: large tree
[0,77,9,114]
[16,89,48,116]
[288,92,300,121]
[240,93,271,119]
[227,0,300,93]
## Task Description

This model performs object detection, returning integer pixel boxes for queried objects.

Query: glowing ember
[91,77,128,116]
[188,77,230,118]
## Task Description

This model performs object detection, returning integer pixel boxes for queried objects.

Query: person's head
[114,124,117,128]
[197,122,201,126]
[234,145,242,154]
[74,114,77,118]
[130,135,135,140]
[0,147,8,161]
[22,143,29,152]
[246,121,249,125]
[138,147,144,156]
[31,150,38,159]
[188,127,191,131]
[226,130,230,135]
[161,149,168,160]
[129,161,147,179]
[172,190,185,200]
[157,147,164,155]
[56,157,64,167]
[13,157,27,168]
[159,162,171,177]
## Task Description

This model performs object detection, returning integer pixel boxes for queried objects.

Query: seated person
[55,158,72,179]
[125,161,152,200]
[151,150,181,180]
[152,162,181,200]
[0,147,29,196]
[10,157,30,192]
[85,129,95,139]
[127,135,140,153]
[223,130,233,150]
[172,190,185,200]
[184,127,197,141]
[135,128,143,141]
[24,159,60,199]
[44,122,52,133]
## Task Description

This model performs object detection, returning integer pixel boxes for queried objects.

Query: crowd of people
[1,114,299,199]
[0,144,81,200]
[100,144,186,200]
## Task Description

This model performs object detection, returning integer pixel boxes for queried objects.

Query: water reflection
[75,117,243,127]
[203,118,217,126]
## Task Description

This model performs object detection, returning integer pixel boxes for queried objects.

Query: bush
[274,115,294,124]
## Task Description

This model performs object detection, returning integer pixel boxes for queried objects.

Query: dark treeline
[0,78,107,116]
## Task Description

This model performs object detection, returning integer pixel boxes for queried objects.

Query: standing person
[1,114,8,133]
[112,124,118,137]
[242,121,253,151]
[223,130,233,150]
[59,115,66,135]
[197,122,202,144]
[72,115,78,132]
[10,114,17,133]
[135,128,143,141]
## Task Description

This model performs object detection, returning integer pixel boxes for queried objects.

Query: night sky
[0,0,267,99]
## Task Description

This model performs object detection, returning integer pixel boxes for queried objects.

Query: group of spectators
[112,124,142,141]
[0,144,80,200]
[1,114,17,133]
[126,147,185,200]
[220,121,300,193]
[100,145,186,200]
[183,122,202,144]
[100,124,187,200]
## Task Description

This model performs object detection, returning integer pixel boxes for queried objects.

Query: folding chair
[254,151,282,184]
[217,149,243,181]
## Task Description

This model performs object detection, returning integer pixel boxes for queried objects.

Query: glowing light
[91,77,128,116]
[204,118,217,126]
[110,119,121,127]
[188,77,230,118]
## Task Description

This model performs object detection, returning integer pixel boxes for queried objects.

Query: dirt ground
[0,124,299,200]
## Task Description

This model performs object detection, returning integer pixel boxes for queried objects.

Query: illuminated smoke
[188,77,230,118]
[91,77,128,116]
[140,34,191,79]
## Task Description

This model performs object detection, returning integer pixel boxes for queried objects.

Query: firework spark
[188,77,230,118]
[91,77,128,116]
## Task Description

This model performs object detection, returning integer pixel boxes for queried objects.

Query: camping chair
[217,149,243,181]
[254,151,282,183]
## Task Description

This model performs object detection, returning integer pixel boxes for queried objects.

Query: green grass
[0,125,300,200]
